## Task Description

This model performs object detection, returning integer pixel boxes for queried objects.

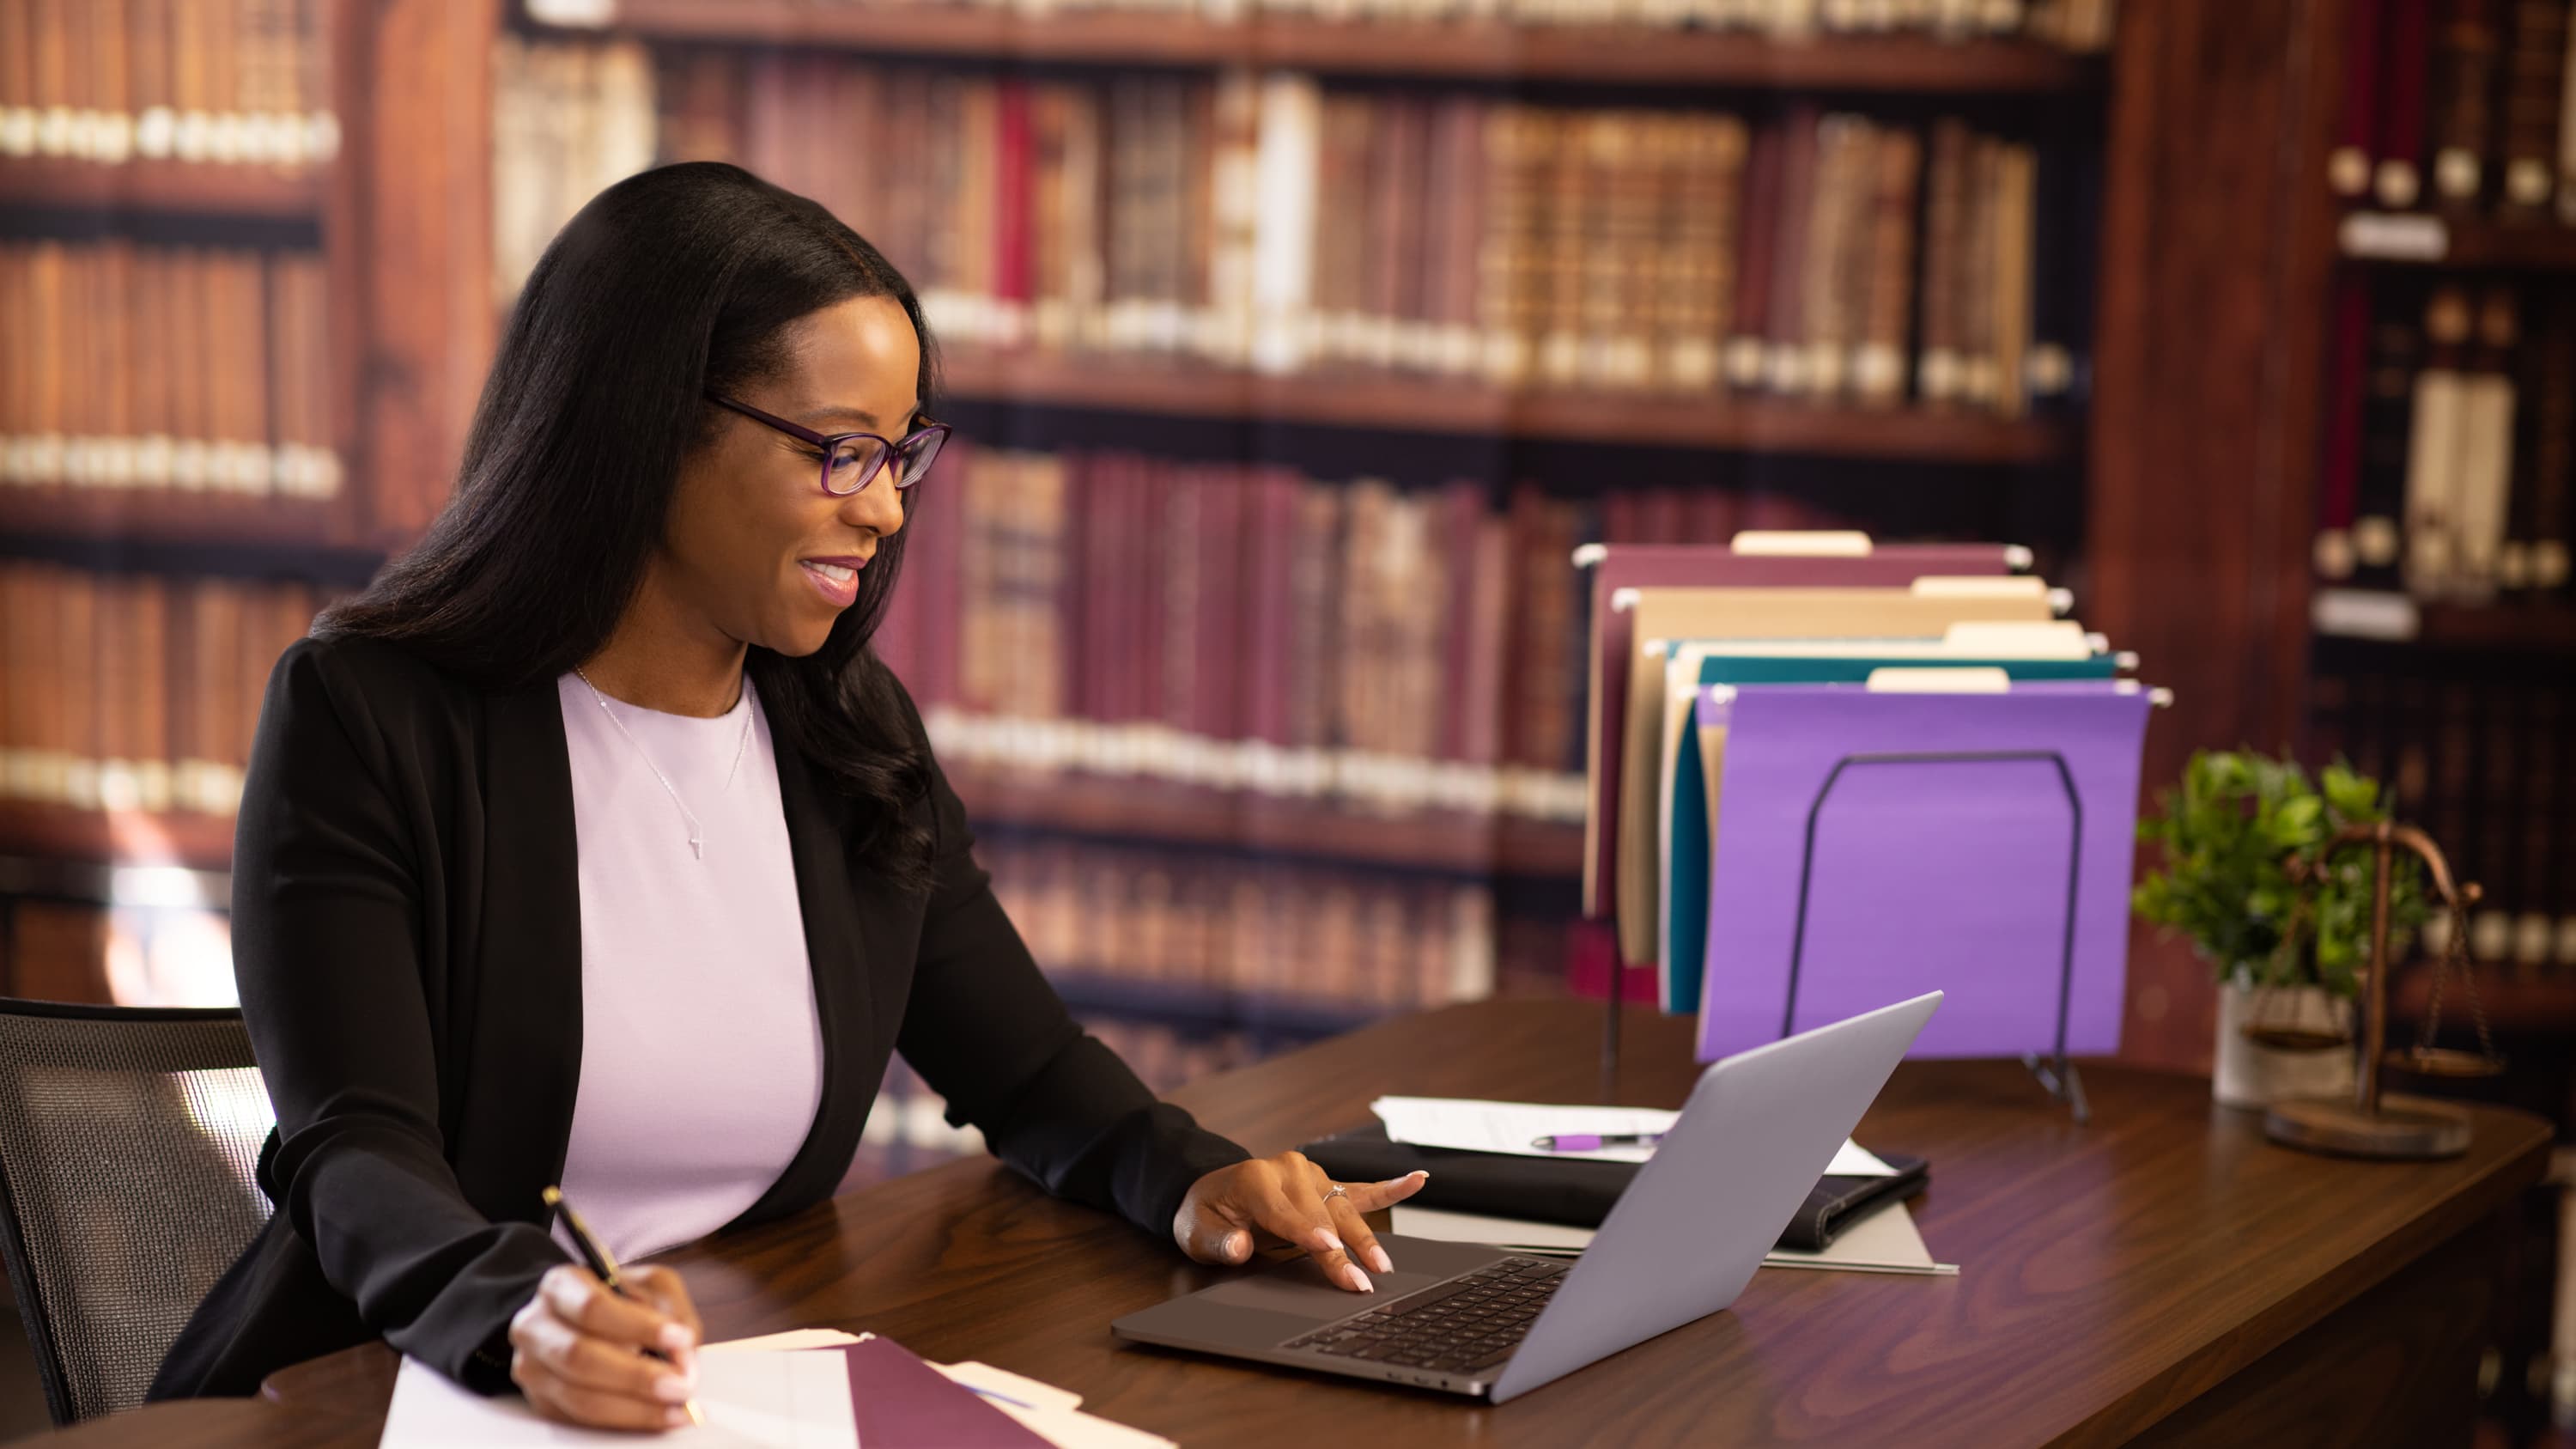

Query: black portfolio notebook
[1297,1121,1928,1253]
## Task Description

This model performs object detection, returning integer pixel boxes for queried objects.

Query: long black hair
[315,161,938,887]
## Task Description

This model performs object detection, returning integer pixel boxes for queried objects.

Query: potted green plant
[2132,750,2428,1108]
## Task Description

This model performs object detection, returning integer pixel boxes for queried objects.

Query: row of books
[2313,276,2576,601]
[0,561,328,816]
[979,832,1499,1009]
[2328,0,2576,220]
[1583,539,2156,1064]
[0,240,343,499]
[532,0,2113,46]
[0,0,338,168]
[874,436,1862,815]
[2310,654,2576,970]
[501,39,2093,413]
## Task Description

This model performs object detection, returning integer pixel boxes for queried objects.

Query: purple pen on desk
[1530,1131,1666,1152]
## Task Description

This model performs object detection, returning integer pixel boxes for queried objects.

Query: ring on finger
[1320,1182,1349,1202]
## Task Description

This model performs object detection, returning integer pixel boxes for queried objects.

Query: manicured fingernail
[659,1324,692,1355]
[1225,1230,1250,1258]
[1368,1245,1393,1274]
[1348,1265,1374,1292]
[1316,1229,1346,1255]
[654,1373,690,1403]
[666,1406,690,1428]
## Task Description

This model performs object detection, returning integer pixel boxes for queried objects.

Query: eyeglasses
[706,393,951,496]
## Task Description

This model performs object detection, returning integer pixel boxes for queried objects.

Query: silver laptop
[1111,990,1941,1403]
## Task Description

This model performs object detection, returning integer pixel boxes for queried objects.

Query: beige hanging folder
[1612,584,2062,968]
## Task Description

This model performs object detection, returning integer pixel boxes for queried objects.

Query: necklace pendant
[690,832,704,859]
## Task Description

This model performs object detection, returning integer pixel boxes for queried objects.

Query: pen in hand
[1530,1131,1666,1152]
[542,1185,704,1428]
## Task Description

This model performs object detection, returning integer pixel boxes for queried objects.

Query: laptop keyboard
[1280,1255,1571,1376]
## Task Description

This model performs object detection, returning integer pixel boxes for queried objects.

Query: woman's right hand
[507,1263,703,1430]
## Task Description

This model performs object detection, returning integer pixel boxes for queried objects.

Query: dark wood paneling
[355,0,499,546]
[2089,0,2343,1070]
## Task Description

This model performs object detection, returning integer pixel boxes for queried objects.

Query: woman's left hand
[1172,1153,1431,1293]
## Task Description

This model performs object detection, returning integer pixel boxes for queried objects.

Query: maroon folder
[834,1336,1055,1448]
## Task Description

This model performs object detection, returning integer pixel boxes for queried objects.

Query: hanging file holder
[1782,749,2089,1123]
[1604,678,2165,1112]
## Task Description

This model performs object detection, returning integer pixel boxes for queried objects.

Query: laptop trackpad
[1199,1255,1456,1323]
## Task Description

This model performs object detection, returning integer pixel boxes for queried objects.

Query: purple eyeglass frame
[706,392,951,496]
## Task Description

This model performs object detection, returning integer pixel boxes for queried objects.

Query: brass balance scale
[2242,819,2504,1160]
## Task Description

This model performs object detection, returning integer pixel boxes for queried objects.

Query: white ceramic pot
[2211,975,2357,1110]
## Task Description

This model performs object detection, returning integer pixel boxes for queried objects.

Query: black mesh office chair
[0,1000,276,1424]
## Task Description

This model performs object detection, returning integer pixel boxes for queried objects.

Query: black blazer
[149,634,1251,1400]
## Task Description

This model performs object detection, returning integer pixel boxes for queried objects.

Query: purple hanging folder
[1582,543,2021,921]
[1694,683,2151,1062]
[835,1336,1056,1448]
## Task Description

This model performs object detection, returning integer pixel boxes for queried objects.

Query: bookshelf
[3,0,2136,1034]
[0,0,365,1014]
[2286,0,2576,1014]
[468,0,2133,1099]
[937,347,2076,466]
[2190,4,2576,1437]
[12,0,2474,1099]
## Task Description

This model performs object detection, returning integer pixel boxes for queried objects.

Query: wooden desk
[15,1001,2552,1447]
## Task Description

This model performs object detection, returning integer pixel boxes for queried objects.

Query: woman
[151,161,1426,1429]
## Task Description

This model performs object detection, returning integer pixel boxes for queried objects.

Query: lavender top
[550,671,825,1264]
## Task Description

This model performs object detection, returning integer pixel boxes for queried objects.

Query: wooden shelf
[0,158,325,222]
[1048,971,1385,1038]
[584,1,2099,91]
[947,763,1583,876]
[2391,961,2576,1037]
[2311,588,2576,654]
[2336,209,2576,271]
[0,801,236,874]
[0,486,368,557]
[938,348,2074,465]
[2405,602,2576,653]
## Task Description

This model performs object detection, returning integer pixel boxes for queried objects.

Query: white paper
[930,1361,1083,1416]
[1370,1095,1893,1175]
[1389,1197,1955,1276]
[380,1348,858,1448]
[702,1330,868,1355]
[695,1331,1172,1449]
[1390,1205,1595,1254]
[933,1362,1176,1449]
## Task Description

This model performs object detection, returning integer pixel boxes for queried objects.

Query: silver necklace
[572,667,754,860]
